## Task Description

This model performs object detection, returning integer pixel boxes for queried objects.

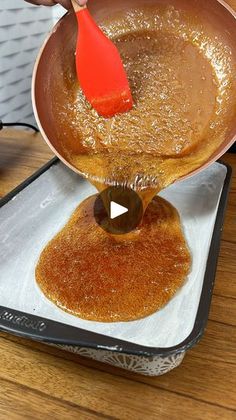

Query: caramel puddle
[36,196,191,322]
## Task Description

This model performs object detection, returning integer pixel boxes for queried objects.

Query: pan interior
[35,0,236,190]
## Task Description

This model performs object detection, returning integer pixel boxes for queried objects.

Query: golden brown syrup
[52,6,236,191]
[36,196,190,322]
[36,5,236,321]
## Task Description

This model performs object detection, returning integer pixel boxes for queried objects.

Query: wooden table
[0,129,235,419]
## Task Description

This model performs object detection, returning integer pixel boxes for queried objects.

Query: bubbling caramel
[52,5,236,191]
[36,4,236,321]
[36,196,191,322]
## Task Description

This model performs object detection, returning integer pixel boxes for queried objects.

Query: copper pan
[32,0,236,182]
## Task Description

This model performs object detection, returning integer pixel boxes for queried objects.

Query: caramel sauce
[36,5,236,321]
[51,6,236,192]
[36,196,190,322]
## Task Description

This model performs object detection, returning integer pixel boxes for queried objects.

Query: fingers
[57,0,72,9]
[25,0,56,5]
[25,0,88,8]
[76,0,88,5]
[67,0,88,6]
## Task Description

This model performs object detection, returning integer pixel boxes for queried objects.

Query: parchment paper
[0,161,226,348]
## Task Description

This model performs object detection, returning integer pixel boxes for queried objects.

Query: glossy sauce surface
[52,5,236,191]
[36,196,191,322]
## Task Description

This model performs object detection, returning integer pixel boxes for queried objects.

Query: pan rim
[32,0,236,184]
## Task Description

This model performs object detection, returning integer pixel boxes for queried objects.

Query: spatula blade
[75,9,133,118]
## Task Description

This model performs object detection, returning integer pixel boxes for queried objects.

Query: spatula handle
[71,0,87,12]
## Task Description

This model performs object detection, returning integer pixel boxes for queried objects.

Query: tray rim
[0,158,232,357]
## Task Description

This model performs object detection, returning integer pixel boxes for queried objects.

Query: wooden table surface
[0,129,235,419]
[1,4,236,415]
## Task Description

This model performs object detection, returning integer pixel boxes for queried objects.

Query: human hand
[25,0,87,9]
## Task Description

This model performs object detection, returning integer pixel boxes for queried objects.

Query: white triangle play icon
[110,201,128,220]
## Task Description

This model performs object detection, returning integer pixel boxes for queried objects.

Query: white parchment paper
[0,162,226,348]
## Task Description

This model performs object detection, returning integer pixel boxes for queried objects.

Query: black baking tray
[0,158,232,357]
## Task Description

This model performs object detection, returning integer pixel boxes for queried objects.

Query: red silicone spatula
[71,0,133,118]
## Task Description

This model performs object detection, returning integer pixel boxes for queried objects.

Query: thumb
[59,0,87,9]
[75,0,88,5]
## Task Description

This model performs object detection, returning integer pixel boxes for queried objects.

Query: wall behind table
[0,0,64,125]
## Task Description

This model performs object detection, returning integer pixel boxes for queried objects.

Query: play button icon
[110,201,128,219]
[94,186,143,235]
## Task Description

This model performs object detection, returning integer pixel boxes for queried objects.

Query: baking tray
[0,160,231,376]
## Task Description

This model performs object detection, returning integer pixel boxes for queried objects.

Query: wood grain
[0,128,235,419]
[0,130,53,198]
[0,337,235,420]
[1,318,236,411]
[1,0,236,403]
[0,378,103,420]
